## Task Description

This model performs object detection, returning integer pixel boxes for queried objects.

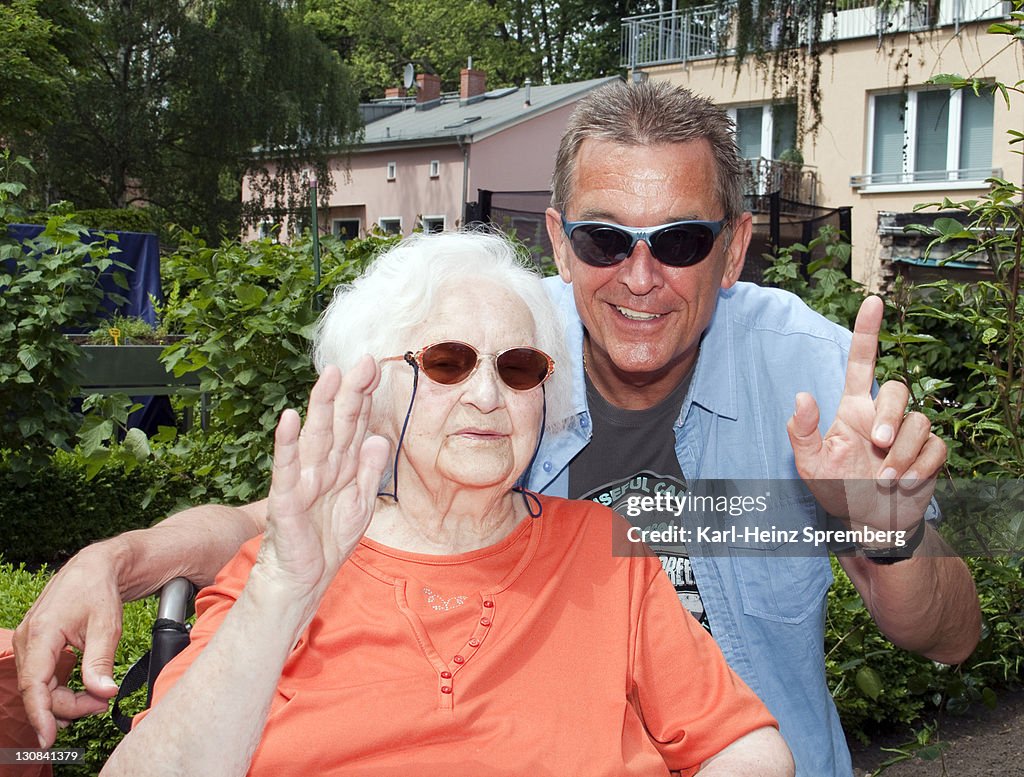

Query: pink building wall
[470,103,578,196]
[242,103,579,240]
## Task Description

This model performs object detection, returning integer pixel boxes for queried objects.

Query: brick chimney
[385,86,407,99]
[460,68,487,105]
[416,73,441,109]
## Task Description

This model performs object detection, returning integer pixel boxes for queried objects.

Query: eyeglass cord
[376,351,419,503]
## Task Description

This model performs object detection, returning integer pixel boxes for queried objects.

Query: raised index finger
[843,295,884,398]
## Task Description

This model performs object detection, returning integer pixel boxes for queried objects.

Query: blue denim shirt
[528,277,855,777]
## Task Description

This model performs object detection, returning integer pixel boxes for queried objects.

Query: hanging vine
[711,0,936,141]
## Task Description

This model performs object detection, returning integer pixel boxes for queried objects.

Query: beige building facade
[627,0,1022,284]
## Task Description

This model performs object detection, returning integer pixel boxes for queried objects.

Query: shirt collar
[679,287,739,423]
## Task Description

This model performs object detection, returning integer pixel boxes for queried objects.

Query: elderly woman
[100,231,792,777]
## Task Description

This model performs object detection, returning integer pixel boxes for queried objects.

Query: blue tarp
[7,224,162,323]
[6,224,173,433]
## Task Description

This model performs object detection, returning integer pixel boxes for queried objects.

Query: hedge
[0,452,197,564]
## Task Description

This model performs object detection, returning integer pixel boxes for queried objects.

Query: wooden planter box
[78,344,201,396]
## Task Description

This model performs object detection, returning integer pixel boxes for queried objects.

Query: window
[429,160,440,178]
[332,219,360,241]
[421,216,445,233]
[860,87,994,188]
[386,161,397,181]
[257,221,276,240]
[378,217,402,235]
[731,102,798,160]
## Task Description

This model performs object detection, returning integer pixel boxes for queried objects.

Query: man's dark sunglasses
[560,213,727,268]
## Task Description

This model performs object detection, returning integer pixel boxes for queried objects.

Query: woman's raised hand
[254,356,391,605]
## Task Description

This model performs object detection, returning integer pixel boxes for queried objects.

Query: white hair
[312,230,571,439]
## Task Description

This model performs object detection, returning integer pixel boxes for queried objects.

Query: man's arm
[14,500,266,747]
[837,528,980,664]
[788,296,981,666]
[698,727,794,776]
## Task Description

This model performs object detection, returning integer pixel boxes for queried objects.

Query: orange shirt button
[453,655,465,664]
[441,686,452,694]
[482,600,494,608]
[480,617,491,627]
[469,638,480,647]
[441,671,452,679]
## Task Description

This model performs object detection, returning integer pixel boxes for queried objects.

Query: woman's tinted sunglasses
[382,341,554,391]
[560,213,727,268]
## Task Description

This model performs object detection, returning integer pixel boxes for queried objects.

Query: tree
[20,0,361,241]
[0,0,71,141]
[300,0,657,97]
[494,0,657,83]
[302,0,542,98]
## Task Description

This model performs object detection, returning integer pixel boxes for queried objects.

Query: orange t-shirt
[149,496,776,776]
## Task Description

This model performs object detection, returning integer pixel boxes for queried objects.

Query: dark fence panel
[741,194,853,286]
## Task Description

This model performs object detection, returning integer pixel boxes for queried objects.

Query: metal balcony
[743,157,819,212]
[621,0,1009,68]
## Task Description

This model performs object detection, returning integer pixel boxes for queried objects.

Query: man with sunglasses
[15,80,978,776]
[529,80,979,776]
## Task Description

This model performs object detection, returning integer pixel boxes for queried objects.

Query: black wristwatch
[863,518,928,564]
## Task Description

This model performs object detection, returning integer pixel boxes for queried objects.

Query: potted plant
[74,315,199,394]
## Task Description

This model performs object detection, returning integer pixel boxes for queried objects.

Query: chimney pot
[416,73,442,108]
[460,68,487,104]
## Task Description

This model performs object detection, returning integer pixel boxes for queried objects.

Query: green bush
[0,155,129,477]
[158,229,398,503]
[0,452,197,564]
[18,205,164,237]
[0,560,157,777]
[826,555,1024,740]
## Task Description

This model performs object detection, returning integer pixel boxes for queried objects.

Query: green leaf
[933,217,974,239]
[235,284,269,307]
[123,428,151,460]
[877,332,938,344]
[855,666,883,700]
[17,347,42,371]
[906,673,931,694]
[78,417,114,457]
[18,417,44,439]
[987,22,1020,34]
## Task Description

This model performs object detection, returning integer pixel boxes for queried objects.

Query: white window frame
[429,160,440,178]
[856,87,994,192]
[421,215,445,233]
[727,103,796,160]
[378,217,402,235]
[386,161,397,181]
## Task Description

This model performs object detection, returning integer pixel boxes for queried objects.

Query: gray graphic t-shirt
[568,368,710,632]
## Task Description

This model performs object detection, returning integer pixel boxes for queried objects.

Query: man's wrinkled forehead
[565,138,722,221]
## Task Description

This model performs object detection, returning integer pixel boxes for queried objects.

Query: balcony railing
[850,166,1002,187]
[743,158,819,209]
[622,0,1009,68]
[620,7,733,67]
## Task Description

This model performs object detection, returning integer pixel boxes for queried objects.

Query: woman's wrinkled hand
[253,357,391,605]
